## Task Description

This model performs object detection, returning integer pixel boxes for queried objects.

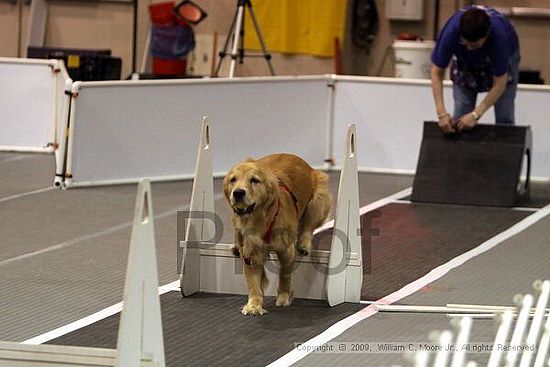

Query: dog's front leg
[276,244,295,307]
[231,229,243,257]
[242,262,267,316]
[241,236,267,316]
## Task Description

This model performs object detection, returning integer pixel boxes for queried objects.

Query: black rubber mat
[312,203,530,300]
[515,181,550,208]
[45,202,530,366]
[49,292,364,367]
[362,203,530,299]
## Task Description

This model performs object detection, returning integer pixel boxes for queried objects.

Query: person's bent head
[459,8,490,49]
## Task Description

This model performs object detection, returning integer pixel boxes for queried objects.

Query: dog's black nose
[232,189,246,201]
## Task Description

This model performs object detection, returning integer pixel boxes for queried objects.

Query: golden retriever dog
[223,153,332,316]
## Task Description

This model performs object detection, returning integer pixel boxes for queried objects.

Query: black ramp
[49,292,364,367]
[411,121,531,206]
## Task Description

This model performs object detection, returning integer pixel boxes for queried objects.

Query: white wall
[332,76,550,179]
[67,77,329,186]
[63,75,550,187]
[0,58,57,152]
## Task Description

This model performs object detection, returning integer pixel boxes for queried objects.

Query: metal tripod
[215,0,275,78]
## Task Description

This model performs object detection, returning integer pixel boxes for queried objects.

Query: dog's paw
[276,292,292,307]
[296,242,311,256]
[241,303,268,316]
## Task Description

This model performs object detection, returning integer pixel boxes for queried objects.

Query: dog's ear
[262,171,278,209]
[222,172,232,201]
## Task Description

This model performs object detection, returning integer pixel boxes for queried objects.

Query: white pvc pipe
[447,313,502,319]
[415,350,430,367]
[65,173,198,189]
[447,312,550,319]
[506,294,535,367]
[433,330,453,367]
[324,76,335,169]
[63,82,81,189]
[532,313,550,367]
[375,304,496,314]
[448,303,550,312]
[520,281,550,367]
[49,61,59,148]
[488,310,515,367]
[451,317,473,367]
[54,77,73,188]
[0,146,52,153]
[68,75,328,89]
[332,74,550,92]
[448,303,517,311]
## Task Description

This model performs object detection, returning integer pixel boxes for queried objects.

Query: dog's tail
[314,169,329,187]
[311,170,332,225]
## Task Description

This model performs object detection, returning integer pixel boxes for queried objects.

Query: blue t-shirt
[432,6,519,78]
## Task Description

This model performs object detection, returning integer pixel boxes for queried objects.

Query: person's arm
[430,64,455,133]
[456,73,508,131]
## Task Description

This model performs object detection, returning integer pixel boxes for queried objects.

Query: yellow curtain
[243,0,347,57]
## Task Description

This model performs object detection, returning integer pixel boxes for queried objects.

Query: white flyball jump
[0,180,166,367]
[179,117,363,305]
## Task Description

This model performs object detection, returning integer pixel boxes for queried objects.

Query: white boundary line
[267,203,550,367]
[314,187,412,234]
[18,193,226,344]
[0,187,55,204]
[20,188,412,345]
[0,204,190,268]
[0,154,35,164]
[23,281,181,345]
[21,186,543,355]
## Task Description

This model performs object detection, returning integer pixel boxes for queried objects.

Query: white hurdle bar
[519,280,550,367]
[450,317,473,367]
[533,307,550,367]
[488,310,515,367]
[179,118,362,305]
[506,294,535,367]
[0,180,166,367]
[433,330,454,367]
[406,280,550,367]
[407,317,475,367]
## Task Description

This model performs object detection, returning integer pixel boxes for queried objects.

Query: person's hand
[456,112,478,132]
[437,113,456,134]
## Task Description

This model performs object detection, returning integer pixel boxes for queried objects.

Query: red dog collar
[278,181,299,216]
[262,199,281,244]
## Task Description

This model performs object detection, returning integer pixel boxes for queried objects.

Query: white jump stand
[179,117,363,305]
[0,180,166,367]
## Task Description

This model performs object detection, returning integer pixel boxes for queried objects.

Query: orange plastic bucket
[153,57,187,75]
[149,2,177,25]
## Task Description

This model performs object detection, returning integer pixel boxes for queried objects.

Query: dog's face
[223,161,276,216]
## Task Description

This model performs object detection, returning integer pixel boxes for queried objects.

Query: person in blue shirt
[430,5,520,133]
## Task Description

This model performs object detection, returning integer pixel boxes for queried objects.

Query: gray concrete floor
[1,151,549,367]
[0,152,413,342]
